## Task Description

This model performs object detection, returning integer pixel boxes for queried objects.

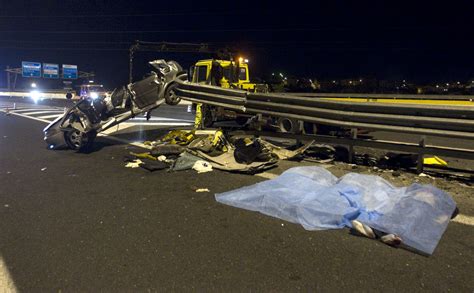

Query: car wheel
[164,83,181,106]
[64,129,96,151]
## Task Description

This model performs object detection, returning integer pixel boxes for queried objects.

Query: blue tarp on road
[215,167,456,255]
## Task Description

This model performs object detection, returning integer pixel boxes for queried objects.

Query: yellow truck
[190,58,269,128]
[191,58,265,92]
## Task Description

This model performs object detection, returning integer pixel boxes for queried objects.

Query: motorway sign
[22,61,42,78]
[62,64,78,79]
[43,63,59,79]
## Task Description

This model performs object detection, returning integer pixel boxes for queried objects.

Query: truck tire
[277,117,302,133]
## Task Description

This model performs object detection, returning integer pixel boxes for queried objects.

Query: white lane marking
[452,214,474,226]
[10,108,60,113]
[130,116,194,122]
[100,124,136,135]
[37,114,63,119]
[120,122,193,126]
[0,256,18,292]
[19,110,65,116]
[97,132,151,149]
[2,111,51,123]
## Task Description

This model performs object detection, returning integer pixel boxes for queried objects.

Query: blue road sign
[62,64,78,79]
[43,63,59,79]
[22,61,42,78]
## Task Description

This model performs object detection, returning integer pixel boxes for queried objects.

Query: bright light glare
[31,82,37,88]
[30,90,41,103]
[90,92,99,99]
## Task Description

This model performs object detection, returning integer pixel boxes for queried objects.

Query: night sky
[1,0,473,89]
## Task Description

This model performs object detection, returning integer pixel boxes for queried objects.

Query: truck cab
[192,59,257,91]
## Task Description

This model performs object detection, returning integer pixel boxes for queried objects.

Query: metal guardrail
[175,81,474,138]
[174,81,474,170]
[0,91,71,99]
[287,92,474,101]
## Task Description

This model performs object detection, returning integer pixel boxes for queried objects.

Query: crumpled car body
[44,60,185,150]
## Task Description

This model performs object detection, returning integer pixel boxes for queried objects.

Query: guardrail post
[417,136,426,174]
[348,128,358,163]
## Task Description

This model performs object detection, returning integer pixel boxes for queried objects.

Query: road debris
[125,160,143,168]
[215,166,457,255]
[123,129,452,176]
[195,188,210,193]
[192,161,213,173]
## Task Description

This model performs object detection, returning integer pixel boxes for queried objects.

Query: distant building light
[332,80,336,83]
[359,79,362,82]
[446,83,449,86]
[457,81,461,85]
[436,85,439,88]
[89,80,94,83]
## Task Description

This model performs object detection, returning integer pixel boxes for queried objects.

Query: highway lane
[1,103,474,291]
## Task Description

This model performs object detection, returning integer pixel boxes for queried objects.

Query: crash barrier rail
[175,80,474,171]
[175,80,474,139]
[174,82,246,111]
[286,92,474,101]
[0,91,74,100]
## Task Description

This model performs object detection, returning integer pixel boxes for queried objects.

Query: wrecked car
[44,60,185,150]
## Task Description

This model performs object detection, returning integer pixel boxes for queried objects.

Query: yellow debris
[423,156,448,167]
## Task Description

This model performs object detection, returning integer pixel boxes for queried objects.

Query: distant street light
[31,82,37,88]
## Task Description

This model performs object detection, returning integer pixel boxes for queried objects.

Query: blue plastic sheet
[215,166,456,255]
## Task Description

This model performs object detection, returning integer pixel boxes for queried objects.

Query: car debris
[125,130,279,174]
[195,188,210,193]
[125,160,143,168]
[139,159,169,172]
[192,161,213,173]
[44,60,185,151]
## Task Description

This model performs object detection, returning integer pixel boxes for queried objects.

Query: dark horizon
[1,1,473,89]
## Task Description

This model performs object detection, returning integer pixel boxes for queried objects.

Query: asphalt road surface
[0,97,473,291]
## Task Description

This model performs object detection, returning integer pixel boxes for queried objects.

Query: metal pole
[6,66,11,90]
[129,48,134,84]
[13,73,17,90]
[417,136,426,174]
[348,128,358,163]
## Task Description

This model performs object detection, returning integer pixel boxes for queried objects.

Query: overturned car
[44,60,185,150]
